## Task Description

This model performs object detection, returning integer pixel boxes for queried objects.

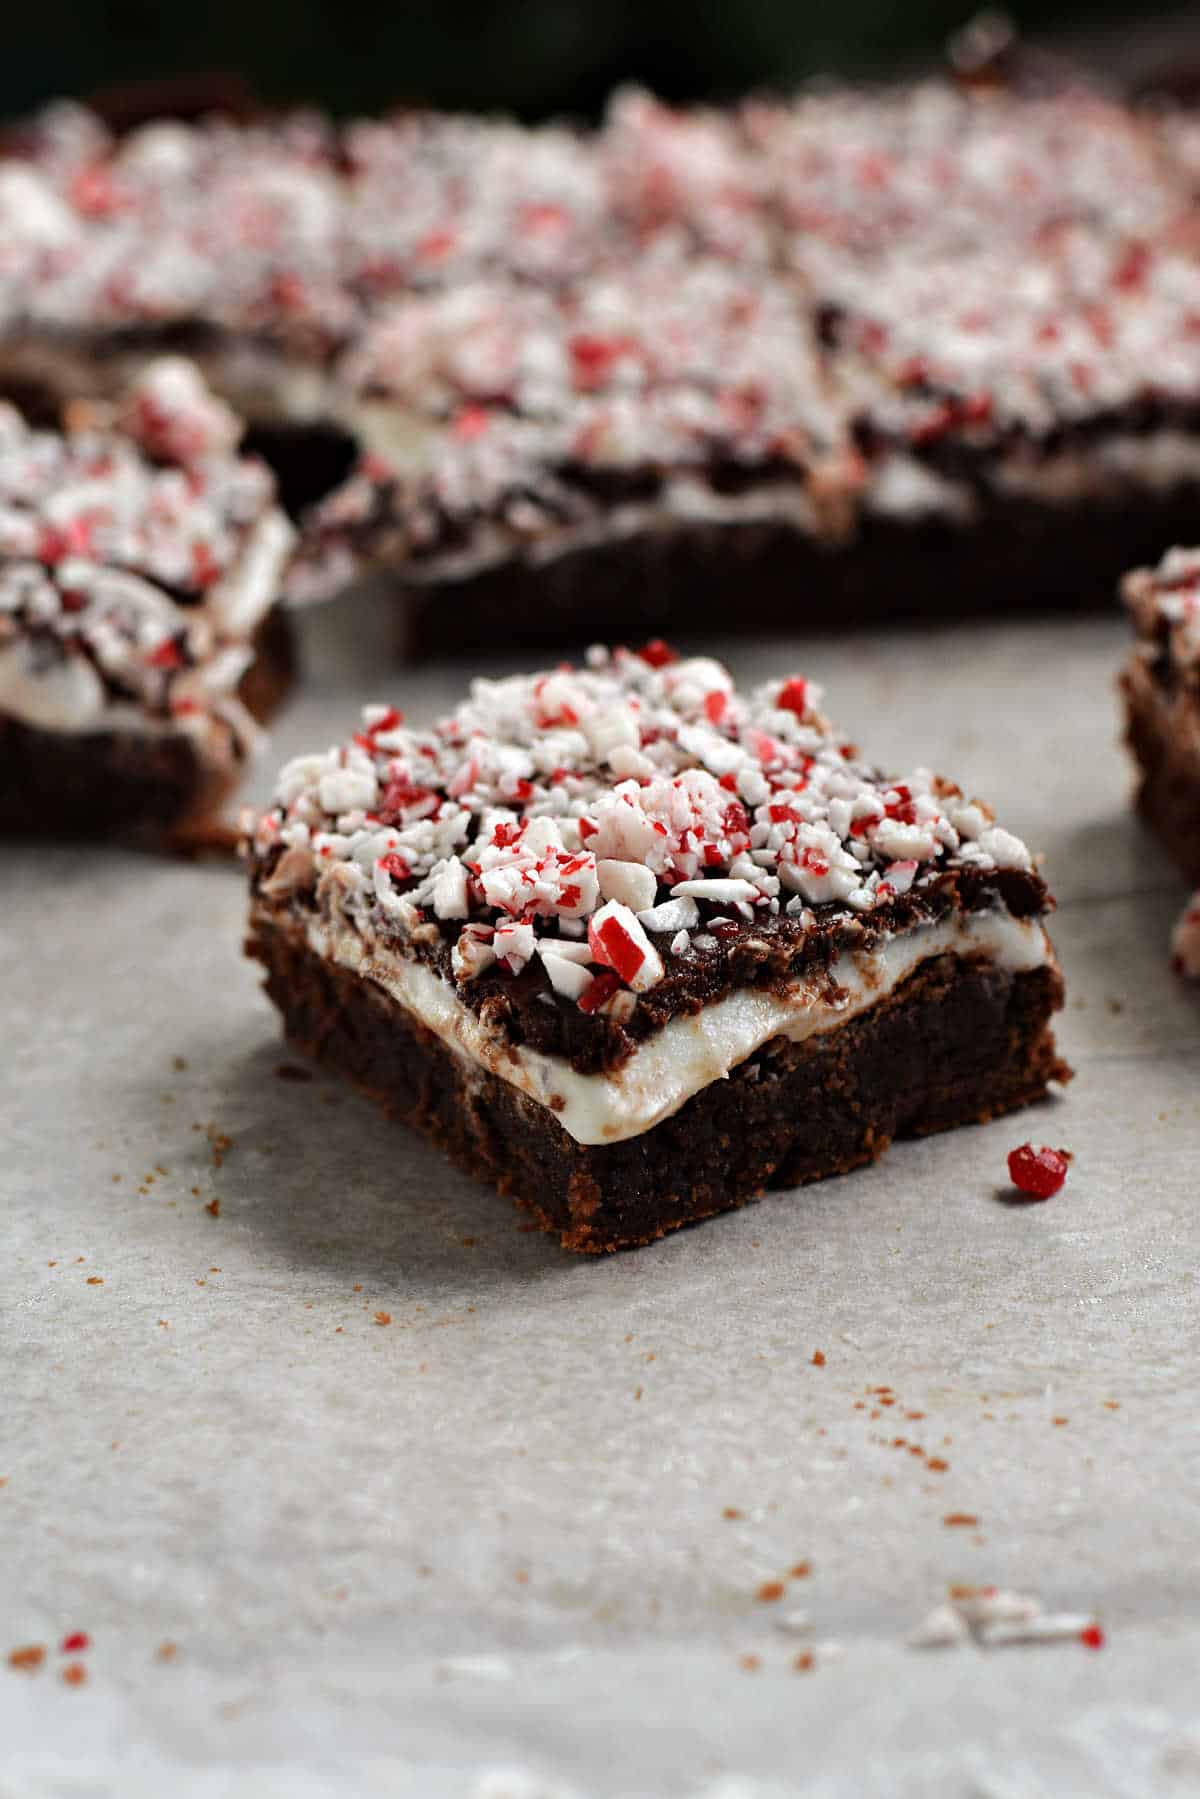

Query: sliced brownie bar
[245,643,1068,1249]
[0,358,295,838]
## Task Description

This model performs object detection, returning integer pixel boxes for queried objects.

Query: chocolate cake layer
[0,714,231,838]
[249,922,1068,1251]
[396,487,1200,657]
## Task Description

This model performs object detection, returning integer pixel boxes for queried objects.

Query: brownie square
[0,358,295,839]
[245,643,1068,1249]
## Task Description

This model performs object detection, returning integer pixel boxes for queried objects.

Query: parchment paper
[4,596,1198,1797]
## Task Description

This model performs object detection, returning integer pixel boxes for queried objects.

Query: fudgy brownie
[291,254,862,618]
[0,357,295,839]
[1121,545,1200,971]
[245,644,1069,1250]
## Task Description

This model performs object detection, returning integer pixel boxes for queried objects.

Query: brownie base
[395,487,1200,657]
[248,921,1070,1253]
[0,604,296,841]
[1122,656,1200,886]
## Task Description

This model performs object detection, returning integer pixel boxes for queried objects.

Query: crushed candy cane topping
[0,360,292,741]
[116,356,244,466]
[251,643,1035,1012]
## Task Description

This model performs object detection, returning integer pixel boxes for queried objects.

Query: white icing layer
[866,453,977,522]
[304,908,1051,1146]
[208,507,296,639]
[0,637,106,731]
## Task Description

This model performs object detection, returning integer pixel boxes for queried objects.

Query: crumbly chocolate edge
[248,920,1071,1251]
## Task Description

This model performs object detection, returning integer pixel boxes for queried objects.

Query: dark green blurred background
[5,1,1199,120]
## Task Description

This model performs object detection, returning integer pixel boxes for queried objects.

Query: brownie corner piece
[245,644,1069,1251]
[1120,543,1200,887]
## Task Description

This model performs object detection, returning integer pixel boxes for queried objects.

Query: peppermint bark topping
[251,643,1034,1015]
[0,360,292,744]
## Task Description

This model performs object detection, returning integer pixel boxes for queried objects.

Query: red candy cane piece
[587,901,664,992]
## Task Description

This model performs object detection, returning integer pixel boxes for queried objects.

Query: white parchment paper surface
[3,599,1198,1796]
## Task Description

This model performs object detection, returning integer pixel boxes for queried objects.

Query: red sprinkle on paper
[60,1633,90,1654]
[1007,1144,1072,1200]
[1079,1623,1105,1650]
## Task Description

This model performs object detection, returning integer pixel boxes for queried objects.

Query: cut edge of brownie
[392,484,1200,658]
[247,916,1070,1253]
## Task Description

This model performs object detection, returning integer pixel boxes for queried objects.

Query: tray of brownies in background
[1,39,1200,655]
